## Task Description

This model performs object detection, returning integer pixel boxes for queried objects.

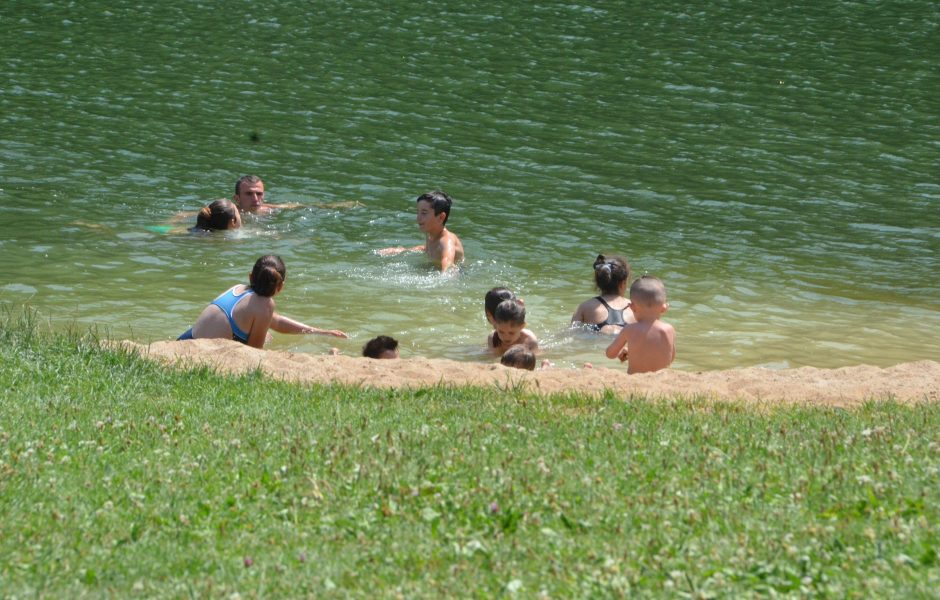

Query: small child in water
[177,255,348,349]
[488,299,539,356]
[363,335,400,359]
[501,344,536,371]
[484,287,516,326]
[605,276,676,374]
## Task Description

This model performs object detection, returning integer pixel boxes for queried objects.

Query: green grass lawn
[1,309,938,598]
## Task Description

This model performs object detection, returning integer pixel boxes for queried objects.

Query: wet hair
[416,190,453,225]
[494,299,526,325]
[235,175,263,196]
[193,199,238,231]
[593,254,631,296]
[362,335,399,359]
[484,287,516,319]
[629,275,667,306]
[491,299,527,347]
[501,344,536,371]
[250,255,286,297]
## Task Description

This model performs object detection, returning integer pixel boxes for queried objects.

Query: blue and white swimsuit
[178,287,254,343]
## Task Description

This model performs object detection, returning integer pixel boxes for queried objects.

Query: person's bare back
[605,275,676,374]
[612,319,676,374]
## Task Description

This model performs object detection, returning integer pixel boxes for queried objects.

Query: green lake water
[2,0,938,370]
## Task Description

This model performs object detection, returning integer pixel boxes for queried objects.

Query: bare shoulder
[444,229,464,252]
[245,292,275,314]
[574,296,602,314]
[522,328,539,350]
[655,320,676,334]
[663,322,677,340]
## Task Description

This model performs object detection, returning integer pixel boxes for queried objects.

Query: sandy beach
[118,339,940,407]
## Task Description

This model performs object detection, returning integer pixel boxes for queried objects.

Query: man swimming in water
[233,175,303,214]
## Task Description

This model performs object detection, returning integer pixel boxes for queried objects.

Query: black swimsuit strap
[594,296,626,328]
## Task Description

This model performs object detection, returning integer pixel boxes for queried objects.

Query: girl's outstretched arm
[271,313,349,338]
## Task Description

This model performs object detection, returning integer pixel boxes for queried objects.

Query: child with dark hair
[363,335,400,359]
[500,344,536,371]
[377,190,465,271]
[487,299,538,356]
[191,199,241,232]
[177,255,348,348]
[571,254,635,334]
[484,287,516,326]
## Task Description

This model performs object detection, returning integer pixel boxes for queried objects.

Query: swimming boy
[605,276,676,374]
[378,190,464,271]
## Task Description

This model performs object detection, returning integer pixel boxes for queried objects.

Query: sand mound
[116,339,940,407]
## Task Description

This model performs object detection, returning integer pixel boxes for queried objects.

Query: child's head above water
[629,275,668,318]
[484,287,516,325]
[501,344,536,371]
[250,255,286,297]
[416,190,453,225]
[593,254,630,295]
[493,298,527,346]
[494,298,525,325]
[194,199,241,231]
[362,335,400,359]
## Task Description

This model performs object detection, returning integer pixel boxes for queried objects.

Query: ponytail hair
[484,287,516,318]
[593,254,631,295]
[494,299,526,325]
[250,255,286,297]
[194,199,238,231]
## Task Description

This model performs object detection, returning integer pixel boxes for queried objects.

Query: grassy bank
[1,311,938,598]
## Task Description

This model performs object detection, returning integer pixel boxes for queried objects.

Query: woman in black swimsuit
[570,254,635,334]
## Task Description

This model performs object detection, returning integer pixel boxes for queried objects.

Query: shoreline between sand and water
[116,339,940,406]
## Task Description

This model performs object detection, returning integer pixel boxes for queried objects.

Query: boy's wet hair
[494,299,526,325]
[416,190,453,225]
[194,199,237,231]
[235,174,262,196]
[251,255,286,297]
[593,254,631,296]
[629,275,667,305]
[363,335,399,358]
[501,344,536,370]
[485,287,516,318]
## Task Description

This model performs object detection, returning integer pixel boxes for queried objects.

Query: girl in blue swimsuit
[177,255,348,348]
[570,254,635,334]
